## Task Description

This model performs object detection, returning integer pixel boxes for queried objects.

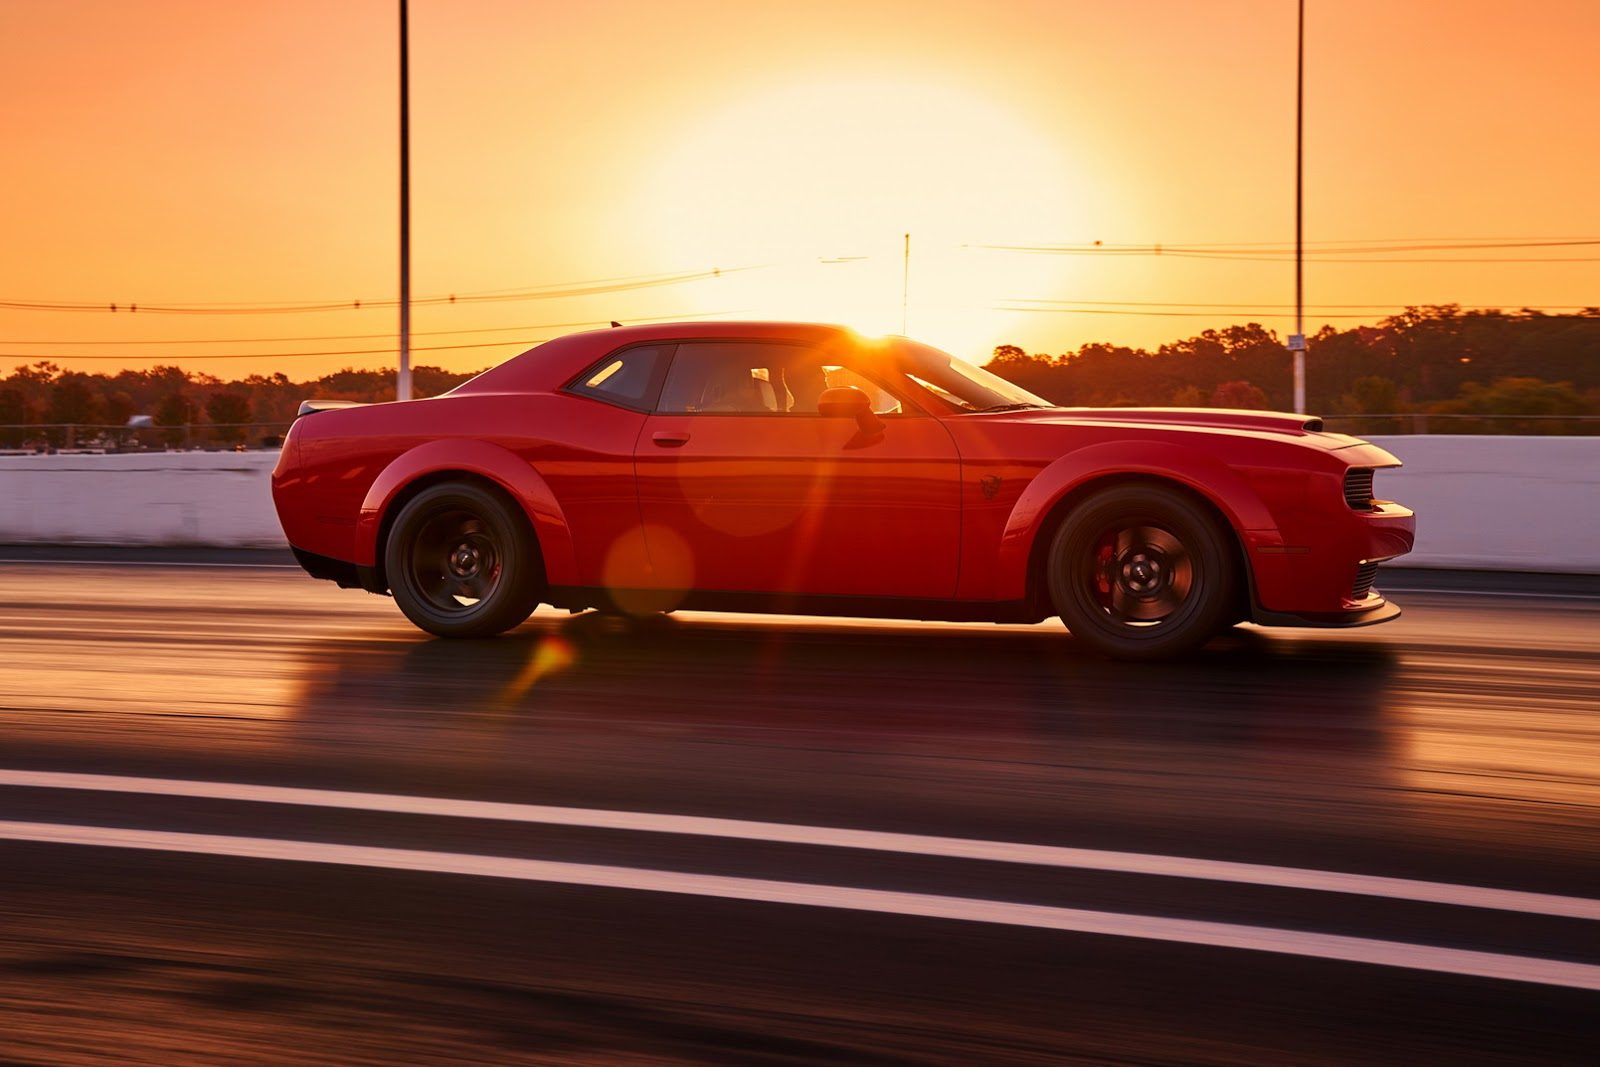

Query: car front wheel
[384,481,543,638]
[1047,484,1237,660]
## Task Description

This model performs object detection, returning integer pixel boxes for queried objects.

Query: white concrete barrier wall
[0,437,1596,571]
[1366,435,1600,573]
[0,452,287,549]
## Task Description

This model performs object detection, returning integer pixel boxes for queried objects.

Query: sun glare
[638,78,1094,358]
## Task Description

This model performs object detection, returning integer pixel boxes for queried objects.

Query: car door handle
[652,431,690,447]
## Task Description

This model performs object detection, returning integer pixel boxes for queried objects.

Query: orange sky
[3,0,1598,378]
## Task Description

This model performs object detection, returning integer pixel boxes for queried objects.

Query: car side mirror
[818,386,884,447]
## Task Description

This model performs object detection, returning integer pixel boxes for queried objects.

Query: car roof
[453,320,858,394]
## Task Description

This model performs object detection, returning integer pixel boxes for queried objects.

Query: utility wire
[971,238,1600,254]
[9,236,1596,314]
[0,339,546,362]
[993,305,1364,319]
[990,304,1599,320]
[969,240,1600,264]
[1120,252,1600,264]
[989,235,1600,249]
[0,266,759,315]
[1003,298,1597,311]
[0,309,740,347]
[1,310,757,361]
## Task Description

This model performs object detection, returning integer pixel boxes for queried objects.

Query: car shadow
[288,610,1401,759]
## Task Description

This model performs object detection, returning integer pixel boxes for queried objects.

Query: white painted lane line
[1,820,1595,992]
[2,769,1595,921]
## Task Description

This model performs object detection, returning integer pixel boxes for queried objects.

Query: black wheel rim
[407,507,503,615]
[1087,523,1194,627]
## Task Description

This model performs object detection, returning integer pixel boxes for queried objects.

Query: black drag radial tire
[1046,483,1238,660]
[383,481,544,638]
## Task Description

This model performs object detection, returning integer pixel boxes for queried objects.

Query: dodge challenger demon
[271,321,1415,659]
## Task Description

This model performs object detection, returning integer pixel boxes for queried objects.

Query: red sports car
[271,321,1415,659]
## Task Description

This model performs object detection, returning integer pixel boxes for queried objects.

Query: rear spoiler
[295,400,367,419]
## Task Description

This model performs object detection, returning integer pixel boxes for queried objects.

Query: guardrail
[0,422,291,452]
[1322,414,1600,435]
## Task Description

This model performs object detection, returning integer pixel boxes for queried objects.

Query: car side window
[567,345,671,411]
[656,342,905,415]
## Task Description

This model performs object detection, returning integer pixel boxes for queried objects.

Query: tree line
[0,364,476,447]
[985,306,1600,434]
[2,305,1597,447]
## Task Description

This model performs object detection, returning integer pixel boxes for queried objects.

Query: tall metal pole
[1291,0,1306,413]
[900,233,910,335]
[397,0,413,402]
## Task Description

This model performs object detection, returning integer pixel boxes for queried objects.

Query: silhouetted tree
[204,392,253,444]
[1430,377,1589,434]
[1344,375,1400,415]
[0,386,28,447]
[45,373,104,445]
[155,391,195,447]
[977,308,1600,433]
[1210,380,1270,409]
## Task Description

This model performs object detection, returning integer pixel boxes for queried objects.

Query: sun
[634,77,1094,359]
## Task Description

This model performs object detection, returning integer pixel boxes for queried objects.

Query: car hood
[993,406,1370,449]
[1048,407,1322,433]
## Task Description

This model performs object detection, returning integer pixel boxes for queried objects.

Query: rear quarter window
[566,344,672,411]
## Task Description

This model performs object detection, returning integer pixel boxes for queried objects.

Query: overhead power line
[0,309,739,347]
[991,303,1600,320]
[971,238,1600,254]
[4,237,1594,317]
[1003,298,1597,311]
[994,235,1600,248]
[1126,252,1600,265]
[969,239,1600,264]
[994,305,1375,319]
[0,266,759,315]
[0,310,752,361]
[0,339,542,362]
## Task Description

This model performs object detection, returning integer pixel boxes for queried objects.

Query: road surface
[0,555,1596,1064]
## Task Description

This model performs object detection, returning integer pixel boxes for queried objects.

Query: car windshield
[890,341,1052,412]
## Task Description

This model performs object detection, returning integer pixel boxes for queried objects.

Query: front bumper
[1246,500,1416,628]
[1250,596,1402,628]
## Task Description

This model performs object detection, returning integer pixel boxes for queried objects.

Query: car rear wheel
[1047,484,1237,660]
[385,481,543,638]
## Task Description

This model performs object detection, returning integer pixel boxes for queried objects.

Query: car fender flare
[356,439,576,586]
[995,440,1278,600]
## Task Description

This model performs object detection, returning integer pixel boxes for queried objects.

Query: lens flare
[496,635,577,708]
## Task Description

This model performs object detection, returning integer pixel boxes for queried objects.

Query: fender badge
[979,475,1003,500]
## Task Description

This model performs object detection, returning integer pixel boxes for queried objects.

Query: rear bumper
[291,546,382,592]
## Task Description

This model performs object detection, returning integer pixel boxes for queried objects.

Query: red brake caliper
[1094,534,1116,609]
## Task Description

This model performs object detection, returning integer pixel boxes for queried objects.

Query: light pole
[900,233,910,335]
[1289,0,1306,413]
[397,0,413,402]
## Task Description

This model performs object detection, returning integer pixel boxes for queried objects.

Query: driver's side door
[633,340,961,600]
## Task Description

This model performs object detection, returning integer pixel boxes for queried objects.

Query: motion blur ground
[0,555,1596,1063]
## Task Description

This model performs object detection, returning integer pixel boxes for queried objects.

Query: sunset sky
[3,0,1598,378]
